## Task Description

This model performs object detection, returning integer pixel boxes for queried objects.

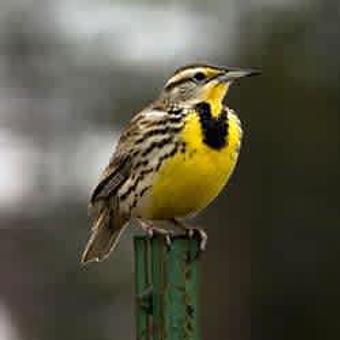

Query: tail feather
[81,206,127,264]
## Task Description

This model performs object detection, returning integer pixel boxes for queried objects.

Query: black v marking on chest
[195,102,228,150]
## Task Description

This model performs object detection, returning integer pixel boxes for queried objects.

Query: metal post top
[134,234,199,242]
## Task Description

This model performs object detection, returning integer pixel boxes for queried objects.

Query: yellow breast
[144,108,242,220]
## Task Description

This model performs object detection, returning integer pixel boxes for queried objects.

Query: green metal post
[134,235,201,340]
[134,237,152,340]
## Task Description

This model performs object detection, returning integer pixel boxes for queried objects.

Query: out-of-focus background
[1,0,339,339]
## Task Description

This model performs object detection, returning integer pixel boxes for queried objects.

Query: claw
[170,218,208,257]
[186,227,208,252]
[164,233,173,249]
[146,227,154,239]
[150,227,173,249]
[137,219,173,250]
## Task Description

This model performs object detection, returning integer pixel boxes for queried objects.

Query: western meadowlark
[81,64,260,263]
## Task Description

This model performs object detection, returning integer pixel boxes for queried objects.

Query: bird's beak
[218,68,261,82]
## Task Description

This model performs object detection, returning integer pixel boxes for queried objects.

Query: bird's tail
[81,204,127,264]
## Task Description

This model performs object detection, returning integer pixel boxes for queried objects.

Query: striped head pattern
[158,64,260,107]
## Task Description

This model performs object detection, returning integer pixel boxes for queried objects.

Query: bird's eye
[193,72,206,82]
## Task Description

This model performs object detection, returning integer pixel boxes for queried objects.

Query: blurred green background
[0,0,339,339]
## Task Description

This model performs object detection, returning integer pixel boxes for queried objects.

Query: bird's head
[158,64,261,109]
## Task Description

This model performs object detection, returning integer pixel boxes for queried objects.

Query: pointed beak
[219,68,261,82]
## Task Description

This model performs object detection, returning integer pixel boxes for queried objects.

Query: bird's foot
[170,218,207,254]
[138,219,173,249]
[148,226,173,249]
[186,227,208,252]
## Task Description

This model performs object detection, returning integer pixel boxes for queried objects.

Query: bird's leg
[137,219,173,249]
[170,218,208,252]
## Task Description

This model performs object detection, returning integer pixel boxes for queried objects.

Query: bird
[81,63,260,263]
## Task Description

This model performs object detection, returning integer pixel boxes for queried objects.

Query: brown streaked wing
[89,153,132,204]
[90,107,166,205]
[89,107,161,204]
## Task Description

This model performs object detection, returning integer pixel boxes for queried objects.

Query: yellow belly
[144,110,242,220]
